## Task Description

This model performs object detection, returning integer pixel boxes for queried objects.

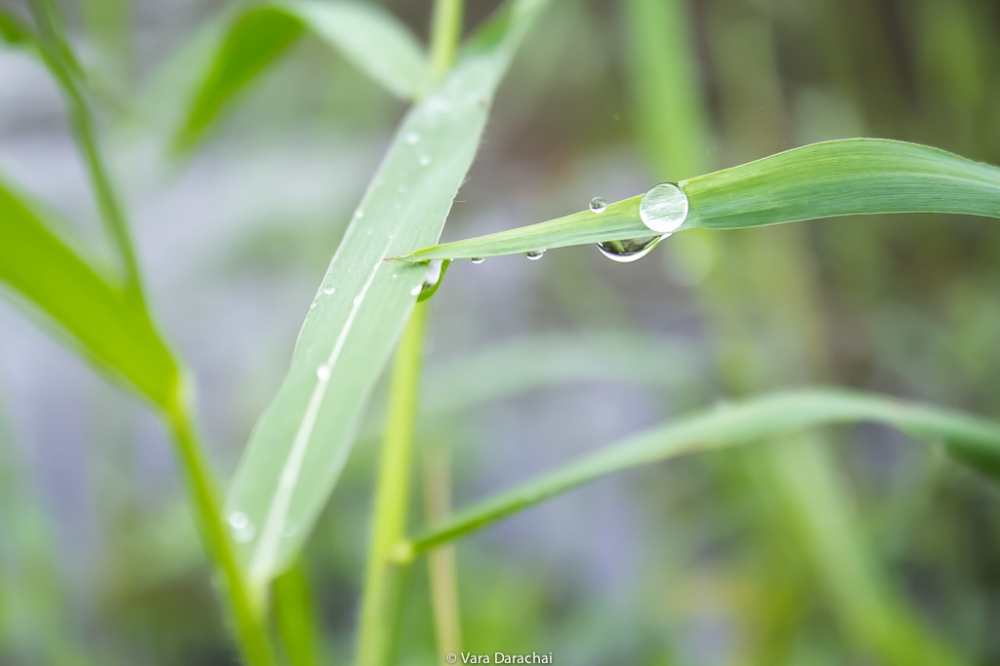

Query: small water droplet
[412,259,445,298]
[309,301,317,311]
[471,257,485,264]
[322,284,336,295]
[590,197,607,213]
[354,209,364,219]
[410,284,421,296]
[316,365,331,381]
[228,512,249,530]
[525,250,545,261]
[419,155,431,166]
[596,234,670,263]
[405,131,420,144]
[639,182,689,234]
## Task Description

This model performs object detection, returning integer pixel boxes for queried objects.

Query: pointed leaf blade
[226,0,550,589]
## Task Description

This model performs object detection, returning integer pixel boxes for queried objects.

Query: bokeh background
[2,0,1000,664]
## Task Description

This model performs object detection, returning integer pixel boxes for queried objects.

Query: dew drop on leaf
[471,257,485,264]
[639,182,689,233]
[596,234,670,263]
[228,512,249,529]
[525,250,545,260]
[316,365,331,381]
[589,197,607,213]
[419,155,432,166]
[405,131,420,145]
[322,285,336,295]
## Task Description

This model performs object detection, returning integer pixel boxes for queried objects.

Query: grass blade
[398,138,1000,261]
[226,0,551,591]
[174,0,429,151]
[0,180,179,409]
[0,8,36,48]
[408,389,1000,551]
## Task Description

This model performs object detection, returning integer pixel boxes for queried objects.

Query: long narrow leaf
[0,180,180,409]
[175,0,429,151]
[409,389,1000,551]
[398,138,1000,261]
[226,0,551,590]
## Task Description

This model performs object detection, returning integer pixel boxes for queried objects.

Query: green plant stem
[422,447,462,659]
[167,403,277,666]
[27,0,146,311]
[429,0,462,82]
[273,560,320,666]
[356,301,429,666]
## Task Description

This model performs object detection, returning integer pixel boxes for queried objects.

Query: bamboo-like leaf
[398,138,1000,261]
[226,0,551,591]
[409,389,1000,551]
[174,0,429,151]
[0,180,180,409]
[0,8,36,48]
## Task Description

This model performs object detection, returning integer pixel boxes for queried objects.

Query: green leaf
[226,0,551,591]
[397,138,1000,261]
[409,389,1000,551]
[0,8,36,48]
[174,0,429,151]
[0,179,180,409]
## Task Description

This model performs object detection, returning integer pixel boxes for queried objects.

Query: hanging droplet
[470,257,485,264]
[525,250,545,260]
[316,365,331,381]
[322,284,336,295]
[419,155,432,166]
[228,512,249,530]
[590,197,607,213]
[405,131,420,145]
[410,283,422,296]
[596,234,670,263]
[639,182,689,234]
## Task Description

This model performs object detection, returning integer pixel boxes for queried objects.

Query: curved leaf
[0,8,36,48]
[0,180,180,409]
[175,0,429,151]
[408,389,1000,551]
[397,138,1000,261]
[225,0,551,591]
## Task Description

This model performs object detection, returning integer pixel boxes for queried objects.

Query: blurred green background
[2,0,1000,664]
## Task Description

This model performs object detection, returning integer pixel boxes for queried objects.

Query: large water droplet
[639,182,689,234]
[228,512,249,529]
[316,365,331,381]
[596,234,669,263]
[470,257,485,264]
[525,250,545,261]
[590,197,607,213]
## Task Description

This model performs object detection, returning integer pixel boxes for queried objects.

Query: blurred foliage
[2,0,1000,664]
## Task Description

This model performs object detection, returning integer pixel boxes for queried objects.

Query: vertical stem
[168,404,277,666]
[356,302,429,666]
[273,560,320,666]
[422,447,462,659]
[429,0,463,82]
[27,0,146,311]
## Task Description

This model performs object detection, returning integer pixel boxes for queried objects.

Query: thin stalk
[422,447,462,659]
[429,0,462,82]
[167,403,277,666]
[27,0,146,311]
[356,302,429,666]
[273,560,320,666]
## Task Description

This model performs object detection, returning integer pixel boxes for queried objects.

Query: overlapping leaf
[398,139,1000,261]
[0,180,179,409]
[410,389,1000,551]
[174,0,430,151]
[225,0,551,590]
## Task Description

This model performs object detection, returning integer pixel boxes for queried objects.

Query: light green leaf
[397,138,1000,261]
[409,389,1000,551]
[0,180,180,409]
[175,0,429,151]
[226,0,551,591]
